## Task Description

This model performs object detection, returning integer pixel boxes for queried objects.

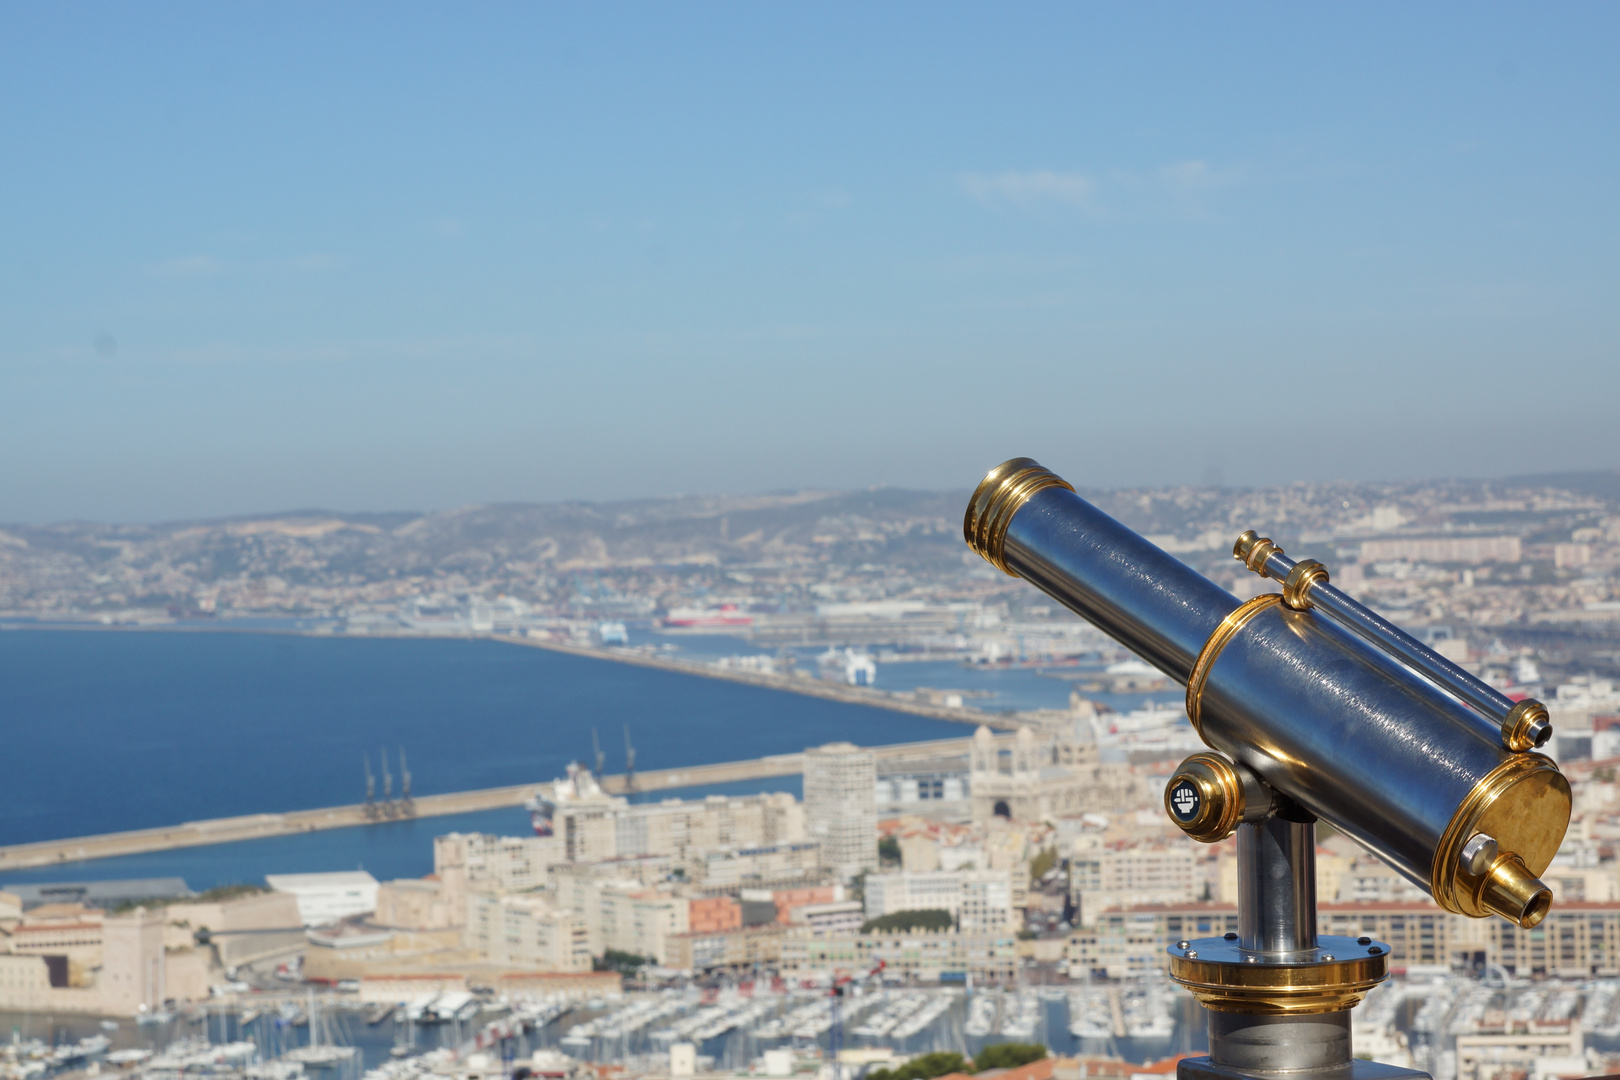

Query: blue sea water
[0,629,961,863]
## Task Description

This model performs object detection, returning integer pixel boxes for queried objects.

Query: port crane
[363,754,379,820]
[362,747,415,819]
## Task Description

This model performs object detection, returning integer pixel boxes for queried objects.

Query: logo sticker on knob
[1171,780,1200,821]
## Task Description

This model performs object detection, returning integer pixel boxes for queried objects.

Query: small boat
[105,1049,153,1066]
[100,1021,119,1032]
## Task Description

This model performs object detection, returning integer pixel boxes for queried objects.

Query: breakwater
[0,735,981,872]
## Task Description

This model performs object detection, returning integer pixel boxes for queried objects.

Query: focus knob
[1165,753,1248,843]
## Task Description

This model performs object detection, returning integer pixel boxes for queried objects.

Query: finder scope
[964,458,1571,1080]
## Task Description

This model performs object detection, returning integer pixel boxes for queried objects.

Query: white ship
[527,760,612,836]
[663,604,753,629]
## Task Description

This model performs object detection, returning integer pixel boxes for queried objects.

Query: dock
[0,736,983,873]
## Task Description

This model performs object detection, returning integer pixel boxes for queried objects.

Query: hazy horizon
[4,463,1617,530]
[4,4,1618,522]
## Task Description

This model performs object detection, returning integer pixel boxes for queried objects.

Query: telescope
[964,459,1571,1080]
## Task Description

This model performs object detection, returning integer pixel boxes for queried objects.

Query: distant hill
[0,487,978,591]
[1503,470,1620,502]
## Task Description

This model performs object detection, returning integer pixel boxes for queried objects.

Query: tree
[860,909,955,934]
[878,835,902,865]
[1028,846,1057,885]
[594,949,651,975]
[972,1043,1047,1072]
[868,1052,969,1080]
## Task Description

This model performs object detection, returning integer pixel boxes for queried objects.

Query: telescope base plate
[1178,1057,1430,1080]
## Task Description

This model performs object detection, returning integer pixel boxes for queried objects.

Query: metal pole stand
[1168,797,1430,1079]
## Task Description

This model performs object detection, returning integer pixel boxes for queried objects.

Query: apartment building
[788,901,865,937]
[663,924,787,972]
[864,870,1015,932]
[804,743,878,882]
[1069,842,1198,926]
[696,841,824,888]
[781,929,1017,982]
[550,873,690,964]
[465,893,591,972]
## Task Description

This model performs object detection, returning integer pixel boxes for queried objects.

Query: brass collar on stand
[1168,936,1389,1015]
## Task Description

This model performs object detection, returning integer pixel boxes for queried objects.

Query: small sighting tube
[1237,532,1551,753]
[1237,815,1317,958]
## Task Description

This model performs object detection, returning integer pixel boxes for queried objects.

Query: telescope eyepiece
[1459,832,1553,929]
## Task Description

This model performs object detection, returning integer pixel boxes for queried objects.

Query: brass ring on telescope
[1282,559,1330,611]
[1185,595,1285,739]
[963,458,1075,577]
[1431,752,1570,925]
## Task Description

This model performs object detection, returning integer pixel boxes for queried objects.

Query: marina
[10,973,1620,1080]
[0,980,1195,1080]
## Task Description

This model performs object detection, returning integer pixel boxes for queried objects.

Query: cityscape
[4,7,1618,1080]
[2,470,1620,1080]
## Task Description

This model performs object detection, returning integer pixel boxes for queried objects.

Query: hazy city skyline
[3,4,1618,523]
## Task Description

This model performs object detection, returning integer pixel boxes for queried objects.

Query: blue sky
[2,4,1617,522]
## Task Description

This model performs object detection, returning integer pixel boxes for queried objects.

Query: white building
[863,869,1014,932]
[540,773,805,871]
[549,873,691,965]
[465,893,591,972]
[788,900,865,937]
[697,841,823,888]
[1069,841,1198,926]
[969,716,1141,824]
[804,743,878,882]
[265,871,379,926]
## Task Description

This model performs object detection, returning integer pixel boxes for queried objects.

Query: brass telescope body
[964,458,1570,930]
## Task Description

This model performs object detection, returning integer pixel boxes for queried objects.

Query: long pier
[489,633,1023,730]
[0,736,982,873]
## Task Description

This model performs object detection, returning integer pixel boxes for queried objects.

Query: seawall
[0,735,982,872]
